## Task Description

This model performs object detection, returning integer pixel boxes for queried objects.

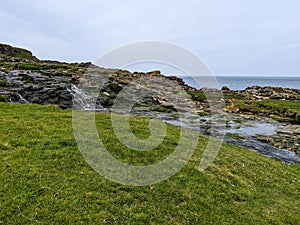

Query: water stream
[17,93,29,104]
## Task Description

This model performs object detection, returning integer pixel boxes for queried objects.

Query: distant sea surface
[181,76,300,90]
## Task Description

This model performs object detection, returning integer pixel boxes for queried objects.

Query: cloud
[1,0,300,74]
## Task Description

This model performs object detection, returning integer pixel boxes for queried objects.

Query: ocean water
[181,76,300,90]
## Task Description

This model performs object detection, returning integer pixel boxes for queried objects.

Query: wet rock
[256,135,273,143]
[0,70,74,108]
[254,123,300,156]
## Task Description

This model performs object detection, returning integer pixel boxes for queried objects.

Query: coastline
[1,43,300,224]
[1,43,299,161]
[180,75,300,90]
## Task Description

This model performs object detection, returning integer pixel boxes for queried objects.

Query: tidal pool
[157,112,300,164]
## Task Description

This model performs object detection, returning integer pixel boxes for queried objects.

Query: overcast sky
[1,0,300,75]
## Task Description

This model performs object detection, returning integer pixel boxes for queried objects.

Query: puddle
[159,113,277,138]
[226,122,277,137]
[156,112,300,164]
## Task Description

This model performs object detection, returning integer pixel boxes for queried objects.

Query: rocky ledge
[222,85,300,101]
[221,86,300,124]
[256,123,300,156]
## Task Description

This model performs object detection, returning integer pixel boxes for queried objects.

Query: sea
[181,75,300,90]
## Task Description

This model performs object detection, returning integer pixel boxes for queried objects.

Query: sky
[1,0,300,75]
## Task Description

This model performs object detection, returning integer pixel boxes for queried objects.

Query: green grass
[0,103,299,224]
[0,44,39,62]
[188,91,246,102]
[234,99,300,122]
[17,63,71,71]
[0,79,7,87]
[0,94,7,102]
[255,99,300,113]
[234,99,300,113]
[188,91,207,101]
[12,48,39,62]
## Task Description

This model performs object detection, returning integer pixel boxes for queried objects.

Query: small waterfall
[67,84,106,111]
[17,93,29,104]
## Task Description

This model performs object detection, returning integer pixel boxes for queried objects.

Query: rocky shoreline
[1,43,299,162]
[221,85,300,123]
[1,68,299,123]
[222,85,300,101]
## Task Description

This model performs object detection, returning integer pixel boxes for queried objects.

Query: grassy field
[0,103,299,224]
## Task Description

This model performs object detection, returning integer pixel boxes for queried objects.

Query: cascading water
[67,84,106,112]
[17,93,29,104]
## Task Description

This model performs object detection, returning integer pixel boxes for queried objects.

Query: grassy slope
[0,103,299,224]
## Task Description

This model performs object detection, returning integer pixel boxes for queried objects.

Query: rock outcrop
[0,70,74,109]
[0,43,39,62]
[222,85,300,101]
[0,43,298,123]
